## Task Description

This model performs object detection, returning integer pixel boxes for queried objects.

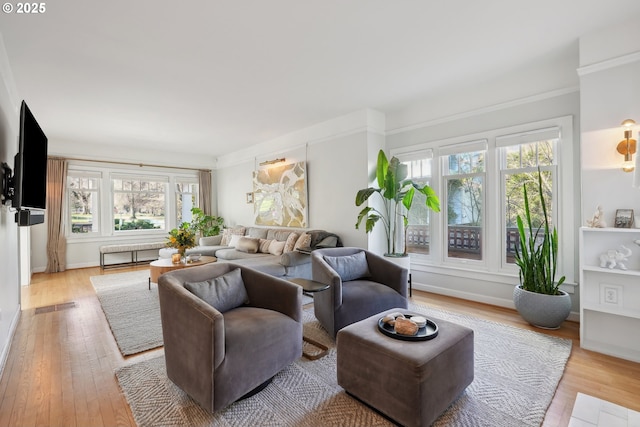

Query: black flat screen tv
[13,100,48,210]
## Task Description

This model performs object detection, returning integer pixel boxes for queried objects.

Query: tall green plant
[190,207,224,237]
[355,150,440,256]
[513,169,565,295]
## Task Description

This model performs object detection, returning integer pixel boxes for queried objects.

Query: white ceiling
[1,0,640,158]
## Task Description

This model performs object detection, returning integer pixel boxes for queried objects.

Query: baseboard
[413,283,580,323]
[0,305,21,380]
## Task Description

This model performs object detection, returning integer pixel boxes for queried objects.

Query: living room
[1,2,640,426]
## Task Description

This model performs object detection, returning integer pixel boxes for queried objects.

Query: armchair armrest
[279,251,311,267]
[240,266,303,323]
[365,252,409,298]
[158,273,225,412]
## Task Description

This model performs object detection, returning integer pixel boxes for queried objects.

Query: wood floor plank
[0,265,638,427]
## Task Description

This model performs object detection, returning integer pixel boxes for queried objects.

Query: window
[68,171,100,234]
[399,152,434,255]
[499,128,559,267]
[112,175,167,232]
[442,141,487,262]
[176,178,198,225]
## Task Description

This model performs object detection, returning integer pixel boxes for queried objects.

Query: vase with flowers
[166,222,197,263]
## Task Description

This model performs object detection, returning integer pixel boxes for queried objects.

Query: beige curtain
[45,158,68,273]
[198,169,212,215]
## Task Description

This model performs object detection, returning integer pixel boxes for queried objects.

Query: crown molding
[577,51,640,77]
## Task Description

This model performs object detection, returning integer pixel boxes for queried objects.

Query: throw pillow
[283,232,299,253]
[258,238,273,253]
[228,234,243,248]
[323,251,371,282]
[236,237,260,253]
[221,226,246,246]
[184,268,249,313]
[294,232,312,251]
[268,240,286,256]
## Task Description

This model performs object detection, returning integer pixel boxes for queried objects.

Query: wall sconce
[617,119,636,172]
[259,157,286,167]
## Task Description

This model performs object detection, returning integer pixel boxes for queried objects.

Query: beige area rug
[91,270,163,356]
[91,270,314,357]
[115,303,572,427]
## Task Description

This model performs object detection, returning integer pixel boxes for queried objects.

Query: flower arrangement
[166,222,197,256]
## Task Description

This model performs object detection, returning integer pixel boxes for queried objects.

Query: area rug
[91,270,314,357]
[115,303,572,426]
[91,270,163,356]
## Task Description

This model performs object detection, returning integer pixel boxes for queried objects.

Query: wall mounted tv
[13,100,48,212]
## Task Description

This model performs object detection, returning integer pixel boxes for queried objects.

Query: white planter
[513,285,571,329]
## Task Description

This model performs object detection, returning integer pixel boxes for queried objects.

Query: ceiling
[2,0,640,159]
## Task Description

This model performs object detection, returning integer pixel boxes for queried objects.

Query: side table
[289,278,330,360]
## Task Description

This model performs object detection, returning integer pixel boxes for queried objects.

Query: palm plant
[355,150,440,256]
[513,168,565,295]
[190,207,224,237]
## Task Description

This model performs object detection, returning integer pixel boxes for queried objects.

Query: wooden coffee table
[148,256,217,289]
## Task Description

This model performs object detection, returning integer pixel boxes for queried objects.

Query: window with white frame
[67,171,101,234]
[112,175,167,232]
[176,178,199,225]
[441,140,487,262]
[398,150,434,255]
[498,128,559,267]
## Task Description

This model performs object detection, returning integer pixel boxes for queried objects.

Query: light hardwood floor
[1,266,639,427]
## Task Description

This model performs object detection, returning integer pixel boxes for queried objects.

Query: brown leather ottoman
[337,308,474,427]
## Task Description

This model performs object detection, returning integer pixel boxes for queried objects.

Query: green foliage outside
[114,218,159,230]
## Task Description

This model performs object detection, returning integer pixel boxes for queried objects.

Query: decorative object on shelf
[246,192,253,204]
[513,168,570,329]
[166,222,197,261]
[355,149,440,257]
[190,207,224,237]
[614,209,634,228]
[599,246,632,270]
[586,205,607,228]
[253,161,307,227]
[616,119,636,172]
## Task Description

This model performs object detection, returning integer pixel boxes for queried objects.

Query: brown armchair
[158,262,302,413]
[312,247,408,338]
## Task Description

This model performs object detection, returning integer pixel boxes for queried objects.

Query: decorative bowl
[187,254,201,262]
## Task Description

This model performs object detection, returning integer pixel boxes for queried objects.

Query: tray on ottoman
[337,307,474,427]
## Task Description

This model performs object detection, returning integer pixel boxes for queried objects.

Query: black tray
[377,314,438,341]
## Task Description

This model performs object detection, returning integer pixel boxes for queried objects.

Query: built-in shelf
[582,265,640,277]
[579,227,640,363]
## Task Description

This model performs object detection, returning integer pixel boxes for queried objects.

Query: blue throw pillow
[323,251,370,282]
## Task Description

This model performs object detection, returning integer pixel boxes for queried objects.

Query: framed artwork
[614,209,634,228]
[252,161,307,227]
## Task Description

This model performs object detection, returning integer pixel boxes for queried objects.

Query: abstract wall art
[252,161,307,227]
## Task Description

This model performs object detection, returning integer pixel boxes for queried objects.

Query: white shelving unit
[579,227,640,362]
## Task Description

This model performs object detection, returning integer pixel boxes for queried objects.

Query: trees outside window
[112,177,166,231]
[68,173,100,234]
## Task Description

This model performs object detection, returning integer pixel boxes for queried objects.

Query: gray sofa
[158,262,303,412]
[159,226,342,279]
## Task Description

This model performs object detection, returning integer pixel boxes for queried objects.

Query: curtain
[198,169,212,215]
[45,157,68,273]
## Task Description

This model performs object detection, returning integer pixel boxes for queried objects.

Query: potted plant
[512,168,570,329]
[190,207,224,237]
[355,149,440,257]
[166,222,197,261]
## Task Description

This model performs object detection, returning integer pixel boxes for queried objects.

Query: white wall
[215,110,383,248]
[0,33,21,375]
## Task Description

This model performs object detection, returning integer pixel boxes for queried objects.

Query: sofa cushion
[236,237,260,254]
[184,268,249,313]
[267,229,294,241]
[283,233,299,253]
[323,251,370,282]
[199,235,223,246]
[246,227,269,239]
[269,240,286,256]
[215,249,272,260]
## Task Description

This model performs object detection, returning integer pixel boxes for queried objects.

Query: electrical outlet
[605,288,618,304]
